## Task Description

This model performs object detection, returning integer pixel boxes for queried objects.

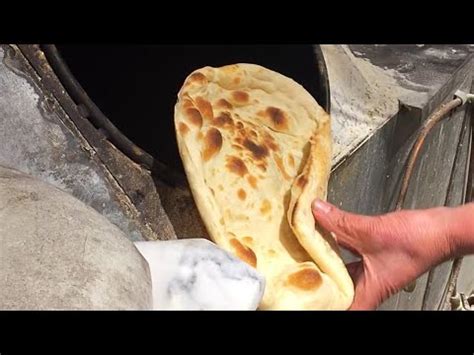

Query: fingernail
[312,199,332,214]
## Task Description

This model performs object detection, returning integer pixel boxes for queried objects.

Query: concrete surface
[0,166,152,310]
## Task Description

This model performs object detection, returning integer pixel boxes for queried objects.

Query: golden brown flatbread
[174,64,353,309]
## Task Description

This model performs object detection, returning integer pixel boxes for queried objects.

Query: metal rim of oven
[41,44,332,172]
[313,45,331,113]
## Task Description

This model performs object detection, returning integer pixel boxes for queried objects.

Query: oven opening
[55,45,328,174]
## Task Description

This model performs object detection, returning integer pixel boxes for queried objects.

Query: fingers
[349,280,387,311]
[312,199,380,253]
[345,263,380,311]
[344,262,377,310]
[349,296,379,310]
[312,200,391,310]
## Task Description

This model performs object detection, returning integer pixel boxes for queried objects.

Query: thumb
[312,199,379,253]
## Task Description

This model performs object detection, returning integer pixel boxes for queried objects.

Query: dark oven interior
[54,45,329,174]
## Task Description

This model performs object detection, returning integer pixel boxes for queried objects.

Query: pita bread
[174,64,354,310]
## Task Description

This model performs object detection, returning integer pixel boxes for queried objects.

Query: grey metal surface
[423,102,472,310]
[390,104,467,310]
[322,45,474,169]
[349,45,474,102]
[448,80,474,309]
[0,44,175,242]
[422,110,471,310]
[326,45,474,310]
[455,255,474,300]
[17,44,178,242]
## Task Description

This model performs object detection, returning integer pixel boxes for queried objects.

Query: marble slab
[134,239,265,310]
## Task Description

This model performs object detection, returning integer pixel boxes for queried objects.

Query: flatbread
[174,64,354,310]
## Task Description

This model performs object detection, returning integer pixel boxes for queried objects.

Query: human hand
[311,199,455,310]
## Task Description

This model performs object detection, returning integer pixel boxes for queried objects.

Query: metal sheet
[0,45,169,241]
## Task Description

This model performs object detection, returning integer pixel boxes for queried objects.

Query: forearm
[445,202,474,256]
